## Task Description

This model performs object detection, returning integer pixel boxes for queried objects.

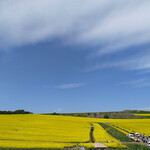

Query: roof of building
[93,142,107,148]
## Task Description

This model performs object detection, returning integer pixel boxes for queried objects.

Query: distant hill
[45,110,150,119]
[123,110,150,114]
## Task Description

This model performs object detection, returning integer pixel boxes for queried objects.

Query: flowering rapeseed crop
[93,123,117,143]
[0,114,91,148]
[134,114,150,116]
[93,123,125,148]
[106,119,150,136]
[1,114,149,148]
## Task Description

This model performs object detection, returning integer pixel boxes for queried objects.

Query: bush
[104,114,109,118]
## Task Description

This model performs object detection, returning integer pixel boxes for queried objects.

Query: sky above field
[0,0,150,113]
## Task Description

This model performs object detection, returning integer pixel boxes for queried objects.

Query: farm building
[93,142,108,150]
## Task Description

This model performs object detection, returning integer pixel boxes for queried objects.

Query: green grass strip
[99,123,132,142]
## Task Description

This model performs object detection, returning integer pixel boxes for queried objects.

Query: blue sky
[0,0,150,113]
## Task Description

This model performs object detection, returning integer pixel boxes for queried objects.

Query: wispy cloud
[54,108,62,113]
[138,107,150,111]
[86,61,128,72]
[86,51,150,72]
[1,1,150,73]
[55,83,85,89]
[138,70,150,74]
[0,0,150,51]
[120,78,150,88]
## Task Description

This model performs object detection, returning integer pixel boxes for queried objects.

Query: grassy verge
[0,149,64,150]
[141,116,150,119]
[99,123,132,142]
[106,144,150,150]
[0,145,149,150]
[89,130,95,143]
[126,143,150,150]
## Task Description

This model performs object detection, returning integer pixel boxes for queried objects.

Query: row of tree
[0,109,32,114]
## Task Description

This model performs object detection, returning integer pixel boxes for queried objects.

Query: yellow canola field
[105,119,150,136]
[134,114,150,116]
[1,114,149,148]
[0,114,91,148]
[93,123,125,148]
[93,123,117,143]
[0,115,126,148]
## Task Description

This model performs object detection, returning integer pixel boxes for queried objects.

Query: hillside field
[0,114,150,149]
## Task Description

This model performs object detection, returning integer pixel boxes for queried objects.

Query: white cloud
[120,78,150,88]
[0,0,150,51]
[0,0,106,48]
[1,1,150,71]
[138,70,150,74]
[139,107,150,111]
[54,108,62,113]
[86,51,150,72]
[55,83,84,89]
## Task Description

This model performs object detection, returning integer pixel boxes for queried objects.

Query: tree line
[0,109,32,114]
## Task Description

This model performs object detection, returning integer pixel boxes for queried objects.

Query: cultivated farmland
[0,114,150,149]
[0,114,91,148]
[106,119,150,136]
